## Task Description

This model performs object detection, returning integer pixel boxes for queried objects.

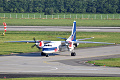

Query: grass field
[0,13,120,27]
[1,77,120,80]
[88,58,120,67]
[0,19,120,27]
[0,13,120,19]
[0,31,120,55]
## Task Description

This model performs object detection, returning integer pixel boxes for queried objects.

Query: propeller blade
[33,37,36,43]
[31,44,36,48]
[67,45,69,51]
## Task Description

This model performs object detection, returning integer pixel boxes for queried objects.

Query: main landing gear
[71,52,76,56]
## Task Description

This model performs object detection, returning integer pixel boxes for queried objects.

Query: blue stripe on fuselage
[42,47,57,51]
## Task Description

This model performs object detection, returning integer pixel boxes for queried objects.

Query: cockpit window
[44,44,52,46]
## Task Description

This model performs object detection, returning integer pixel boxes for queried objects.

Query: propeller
[31,37,37,48]
[31,37,43,49]
[66,41,72,51]
[66,45,69,51]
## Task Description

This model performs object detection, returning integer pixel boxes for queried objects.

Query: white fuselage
[42,41,61,54]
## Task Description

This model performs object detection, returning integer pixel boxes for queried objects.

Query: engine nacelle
[68,41,74,51]
[74,43,79,47]
[36,41,44,49]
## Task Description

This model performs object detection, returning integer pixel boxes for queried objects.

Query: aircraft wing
[5,41,36,43]
[77,37,94,41]
[5,40,51,43]
[74,41,115,44]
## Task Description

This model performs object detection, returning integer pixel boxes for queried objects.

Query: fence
[0,13,120,20]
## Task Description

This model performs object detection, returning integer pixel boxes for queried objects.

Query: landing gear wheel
[41,52,46,56]
[71,52,76,56]
[46,54,49,57]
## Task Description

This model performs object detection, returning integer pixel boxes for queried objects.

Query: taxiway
[0,45,120,77]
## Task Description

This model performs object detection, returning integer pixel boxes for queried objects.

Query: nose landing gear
[71,52,76,56]
[46,54,49,57]
[41,52,49,57]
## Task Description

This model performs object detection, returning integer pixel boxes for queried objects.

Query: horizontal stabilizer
[74,41,115,44]
[57,37,67,40]
[77,37,94,41]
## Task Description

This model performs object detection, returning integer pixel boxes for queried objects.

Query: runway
[0,26,120,32]
[0,26,120,78]
[0,45,120,77]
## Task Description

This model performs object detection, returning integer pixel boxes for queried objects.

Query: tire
[71,52,76,56]
[41,52,46,56]
[46,54,49,57]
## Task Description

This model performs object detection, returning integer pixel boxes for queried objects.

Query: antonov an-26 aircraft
[6,21,115,57]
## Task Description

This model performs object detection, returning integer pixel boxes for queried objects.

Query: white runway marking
[0,65,58,73]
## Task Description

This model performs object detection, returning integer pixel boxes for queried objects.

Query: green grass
[0,13,120,19]
[88,58,120,67]
[0,13,120,27]
[0,19,120,27]
[0,77,120,80]
[0,31,120,55]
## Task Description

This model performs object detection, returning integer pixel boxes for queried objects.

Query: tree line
[0,0,120,14]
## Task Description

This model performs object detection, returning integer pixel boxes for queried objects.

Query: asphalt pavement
[0,26,120,32]
[0,45,120,78]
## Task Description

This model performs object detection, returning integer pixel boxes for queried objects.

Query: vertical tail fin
[67,21,76,41]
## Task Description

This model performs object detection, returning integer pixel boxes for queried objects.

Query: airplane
[6,21,115,57]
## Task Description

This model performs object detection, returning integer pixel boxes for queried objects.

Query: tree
[28,0,33,13]
[44,8,54,15]
[109,0,119,13]
[0,7,3,12]
[0,0,119,14]
[0,0,3,7]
